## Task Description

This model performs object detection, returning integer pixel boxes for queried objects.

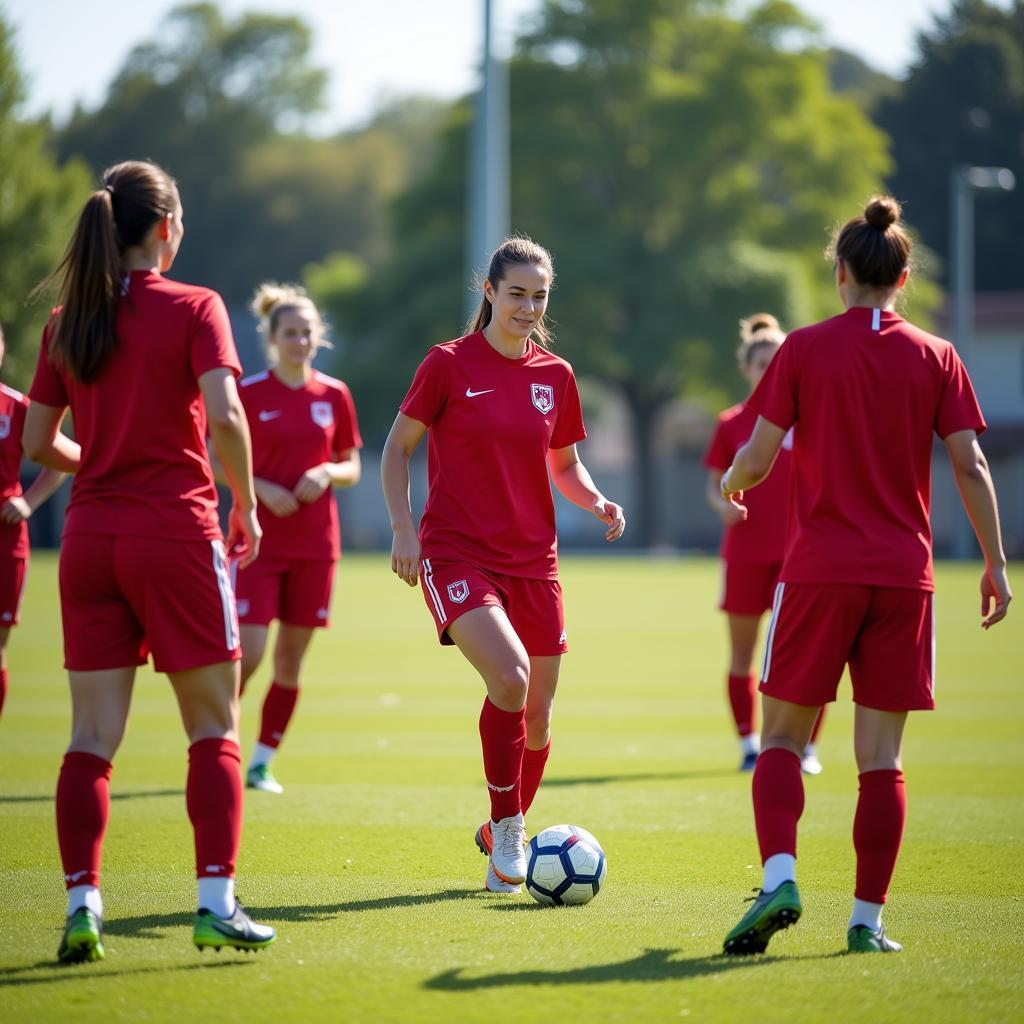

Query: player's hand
[227,505,262,570]
[294,465,331,503]
[720,475,748,520]
[256,479,299,517]
[0,497,31,525]
[593,498,625,542]
[980,564,1012,629]
[716,502,745,527]
[391,525,421,586]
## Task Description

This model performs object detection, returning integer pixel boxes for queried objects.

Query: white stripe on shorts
[760,581,786,683]
[422,559,446,622]
[930,594,936,698]
[210,540,240,651]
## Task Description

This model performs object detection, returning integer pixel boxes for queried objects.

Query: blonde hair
[736,312,785,368]
[250,282,331,364]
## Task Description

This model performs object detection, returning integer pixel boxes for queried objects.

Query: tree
[876,0,1024,291]
[317,0,900,544]
[0,16,91,387]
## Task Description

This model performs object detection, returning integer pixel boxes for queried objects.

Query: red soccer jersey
[29,270,241,541]
[0,384,29,559]
[400,331,587,579]
[239,369,362,561]
[748,306,986,590]
[703,402,791,565]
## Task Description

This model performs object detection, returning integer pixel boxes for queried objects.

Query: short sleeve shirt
[400,331,587,579]
[748,307,986,590]
[0,384,30,558]
[29,270,241,541]
[239,369,362,561]
[703,402,791,565]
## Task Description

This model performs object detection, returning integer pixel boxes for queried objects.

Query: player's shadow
[544,769,736,787]
[105,888,480,938]
[0,788,183,805]
[0,959,250,989]
[424,946,845,990]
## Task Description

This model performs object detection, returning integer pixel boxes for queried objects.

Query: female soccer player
[0,321,67,722]
[381,236,626,894]
[720,197,1011,955]
[25,160,275,963]
[704,316,824,773]
[231,284,362,795]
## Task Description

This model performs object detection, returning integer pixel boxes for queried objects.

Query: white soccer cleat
[485,858,521,894]
[801,748,823,776]
[489,812,528,885]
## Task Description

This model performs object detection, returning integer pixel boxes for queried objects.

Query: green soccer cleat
[723,880,802,955]
[847,924,902,953]
[57,907,105,965]
[246,763,283,794]
[193,902,276,953]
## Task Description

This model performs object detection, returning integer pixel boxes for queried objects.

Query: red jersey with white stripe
[0,384,29,558]
[239,369,362,561]
[29,270,241,541]
[748,306,986,590]
[704,402,791,564]
[400,331,587,579]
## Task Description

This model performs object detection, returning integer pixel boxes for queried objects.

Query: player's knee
[69,721,125,761]
[525,706,551,746]
[490,663,529,710]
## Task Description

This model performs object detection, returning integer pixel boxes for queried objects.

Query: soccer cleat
[194,902,276,953]
[801,748,823,776]
[723,880,802,955]
[474,820,493,856]
[847,924,902,953]
[57,907,105,965]
[739,750,758,772]
[246,763,283,794]
[489,812,528,885]
[485,858,521,894]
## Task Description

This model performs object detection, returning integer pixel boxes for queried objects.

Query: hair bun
[250,282,307,321]
[864,196,900,230]
[739,312,780,342]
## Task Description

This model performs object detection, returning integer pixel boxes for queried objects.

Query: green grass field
[1,553,1021,1023]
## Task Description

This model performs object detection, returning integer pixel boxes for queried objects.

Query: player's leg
[726,612,761,769]
[802,706,826,775]
[56,667,136,964]
[247,623,315,793]
[169,660,275,951]
[521,655,559,816]
[0,555,26,721]
[238,625,268,697]
[0,625,9,721]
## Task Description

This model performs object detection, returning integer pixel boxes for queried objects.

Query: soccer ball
[526,824,607,906]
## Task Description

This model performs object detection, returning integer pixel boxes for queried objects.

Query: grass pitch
[0,554,1021,1023]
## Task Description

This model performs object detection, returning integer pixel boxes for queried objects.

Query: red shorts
[0,555,27,627]
[234,556,335,629]
[719,559,781,616]
[59,535,240,674]
[420,558,567,657]
[760,582,935,711]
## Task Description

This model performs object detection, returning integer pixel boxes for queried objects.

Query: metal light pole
[466,0,509,320]
[949,165,1016,558]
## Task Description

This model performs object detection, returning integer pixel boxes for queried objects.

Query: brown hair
[250,283,331,365]
[467,236,555,348]
[737,313,784,367]
[829,195,912,289]
[36,160,177,383]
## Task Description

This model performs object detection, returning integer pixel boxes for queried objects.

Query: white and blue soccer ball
[526,824,607,906]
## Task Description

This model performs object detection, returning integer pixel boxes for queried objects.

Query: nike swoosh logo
[258,410,282,421]
[466,388,495,398]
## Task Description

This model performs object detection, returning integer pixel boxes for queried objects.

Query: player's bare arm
[381,412,428,585]
[721,416,787,509]
[23,403,82,474]
[547,444,625,542]
[294,447,362,503]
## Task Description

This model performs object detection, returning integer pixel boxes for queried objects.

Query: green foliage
[876,0,1024,290]
[0,17,91,387]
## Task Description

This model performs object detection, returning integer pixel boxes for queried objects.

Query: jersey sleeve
[189,291,242,382]
[550,370,587,449]
[400,347,450,427]
[333,383,363,455]
[748,337,797,431]
[935,347,986,439]
[702,416,735,470]
[28,320,69,408]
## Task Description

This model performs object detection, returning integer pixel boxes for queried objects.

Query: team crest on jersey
[530,384,554,414]
[0,416,9,440]
[310,401,333,428]
[447,580,470,604]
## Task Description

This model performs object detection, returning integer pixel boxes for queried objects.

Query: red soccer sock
[258,682,300,748]
[56,751,113,889]
[854,769,906,904]
[478,697,526,821]
[0,667,7,719]
[520,740,551,815]
[728,673,757,737]
[187,738,242,879]
[752,747,805,863]
[810,706,826,744]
